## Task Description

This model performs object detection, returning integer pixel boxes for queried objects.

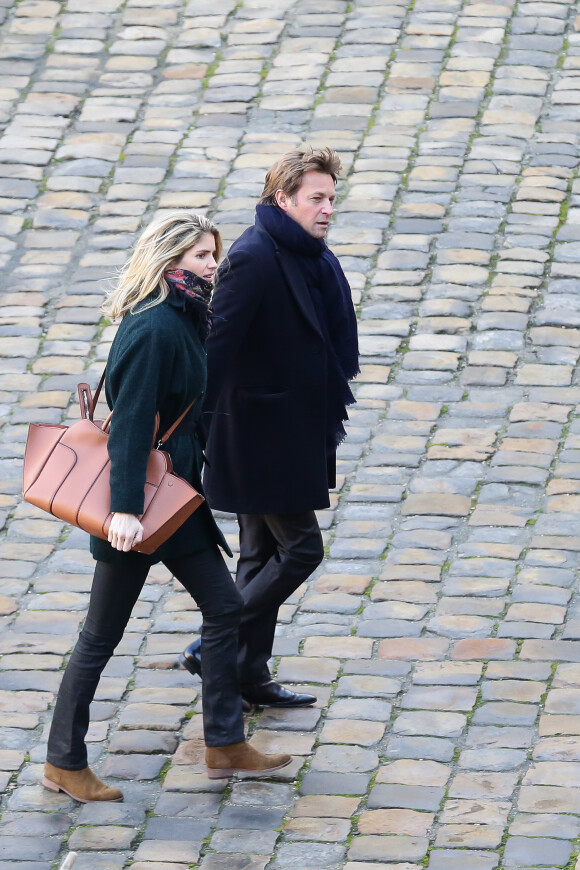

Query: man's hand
[108,513,144,552]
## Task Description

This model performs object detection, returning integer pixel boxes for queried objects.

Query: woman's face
[172,233,218,282]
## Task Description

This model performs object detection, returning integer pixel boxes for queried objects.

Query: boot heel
[207,767,234,779]
[179,652,201,678]
[42,776,60,793]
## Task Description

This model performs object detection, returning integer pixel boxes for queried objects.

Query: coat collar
[165,292,185,311]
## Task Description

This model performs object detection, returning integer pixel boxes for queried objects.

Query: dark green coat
[90,292,230,566]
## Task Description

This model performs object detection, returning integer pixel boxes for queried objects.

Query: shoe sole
[42,776,123,803]
[243,699,316,708]
[179,652,201,678]
[207,756,293,780]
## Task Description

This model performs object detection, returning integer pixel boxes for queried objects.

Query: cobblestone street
[2,0,580,867]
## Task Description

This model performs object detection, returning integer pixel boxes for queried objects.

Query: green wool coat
[90,292,230,566]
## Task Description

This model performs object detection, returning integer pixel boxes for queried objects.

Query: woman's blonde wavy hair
[102,211,222,321]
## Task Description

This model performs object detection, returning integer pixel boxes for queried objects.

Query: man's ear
[275,189,289,212]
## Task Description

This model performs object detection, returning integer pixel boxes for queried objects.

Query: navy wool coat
[203,219,335,515]
[90,293,229,566]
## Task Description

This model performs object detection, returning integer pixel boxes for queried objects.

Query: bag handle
[78,383,92,420]
[78,368,106,421]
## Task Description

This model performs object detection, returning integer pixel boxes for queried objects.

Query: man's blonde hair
[259,146,342,206]
[102,211,221,321]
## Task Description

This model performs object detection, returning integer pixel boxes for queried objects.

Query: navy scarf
[164,269,213,342]
[256,204,359,451]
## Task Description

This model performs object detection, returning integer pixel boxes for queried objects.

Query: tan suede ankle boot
[206,741,292,779]
[43,762,123,803]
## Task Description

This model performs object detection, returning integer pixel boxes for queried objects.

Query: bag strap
[156,401,196,446]
[92,366,196,445]
[92,367,106,413]
[103,400,196,445]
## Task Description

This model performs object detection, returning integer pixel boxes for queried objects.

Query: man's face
[275,170,336,238]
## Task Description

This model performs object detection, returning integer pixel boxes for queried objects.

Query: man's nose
[321,200,333,215]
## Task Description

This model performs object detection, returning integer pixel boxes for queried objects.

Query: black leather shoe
[179,638,202,678]
[242,679,316,708]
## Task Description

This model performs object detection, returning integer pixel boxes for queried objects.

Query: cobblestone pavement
[2,0,580,867]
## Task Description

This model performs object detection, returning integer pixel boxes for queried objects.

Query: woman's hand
[108,513,144,552]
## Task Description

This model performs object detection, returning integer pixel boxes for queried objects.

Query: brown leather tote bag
[22,371,204,555]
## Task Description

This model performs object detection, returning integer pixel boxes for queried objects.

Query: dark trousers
[236,511,324,687]
[47,547,245,770]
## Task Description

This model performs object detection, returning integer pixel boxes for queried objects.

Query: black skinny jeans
[236,511,324,687]
[47,547,245,770]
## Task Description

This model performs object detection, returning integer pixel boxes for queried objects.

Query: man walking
[181,147,359,708]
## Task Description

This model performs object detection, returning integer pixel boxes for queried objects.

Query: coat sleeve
[204,245,267,414]
[106,317,176,514]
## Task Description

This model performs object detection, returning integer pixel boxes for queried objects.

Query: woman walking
[43,212,291,803]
